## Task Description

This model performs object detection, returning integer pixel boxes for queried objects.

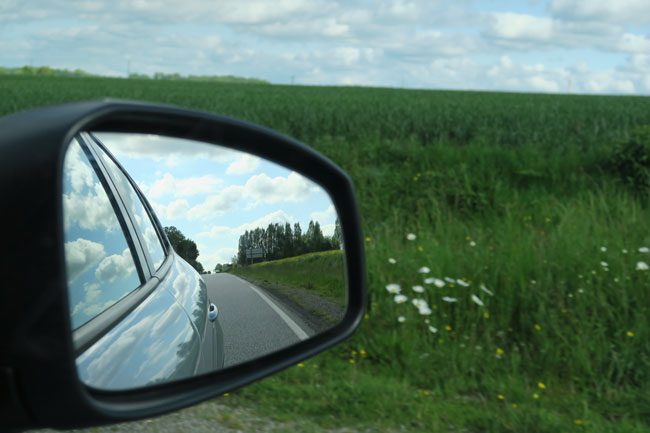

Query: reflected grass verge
[231,250,346,329]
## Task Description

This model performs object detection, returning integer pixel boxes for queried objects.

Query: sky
[1,1,649,94]
[95,133,337,271]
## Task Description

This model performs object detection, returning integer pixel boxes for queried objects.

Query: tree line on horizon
[0,65,269,84]
[235,220,342,265]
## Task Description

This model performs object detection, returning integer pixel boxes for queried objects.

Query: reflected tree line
[235,220,342,265]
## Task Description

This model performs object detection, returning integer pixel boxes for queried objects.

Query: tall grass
[4,76,650,431]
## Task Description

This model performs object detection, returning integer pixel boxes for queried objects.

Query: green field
[231,250,346,328]
[4,75,650,432]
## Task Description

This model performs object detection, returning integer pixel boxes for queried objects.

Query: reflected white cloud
[310,204,336,224]
[226,153,261,175]
[72,282,116,318]
[63,181,121,231]
[143,173,223,198]
[64,238,106,281]
[243,172,313,204]
[96,133,242,166]
[95,248,136,283]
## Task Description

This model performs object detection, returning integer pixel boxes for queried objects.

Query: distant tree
[163,226,205,273]
[293,222,303,255]
[331,218,343,249]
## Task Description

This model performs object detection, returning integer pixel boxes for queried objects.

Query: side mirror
[0,100,366,431]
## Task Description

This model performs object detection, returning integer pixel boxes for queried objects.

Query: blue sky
[1,1,649,94]
[95,133,336,270]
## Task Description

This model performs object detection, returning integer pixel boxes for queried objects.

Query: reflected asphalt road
[203,273,315,368]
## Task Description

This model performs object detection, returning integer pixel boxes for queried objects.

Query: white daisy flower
[442,296,458,303]
[418,266,431,274]
[406,233,417,241]
[639,247,650,253]
[412,285,425,293]
[397,316,406,323]
[428,325,438,334]
[469,241,476,247]
[424,277,446,288]
[456,279,470,287]
[394,294,408,304]
[471,294,484,307]
[600,246,607,252]
[388,258,397,264]
[600,261,608,267]
[479,283,494,296]
[386,283,401,294]
[636,261,649,271]
[444,277,456,283]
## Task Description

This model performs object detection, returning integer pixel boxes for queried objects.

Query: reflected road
[203,273,316,368]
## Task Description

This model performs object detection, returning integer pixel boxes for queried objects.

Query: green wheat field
[3,75,650,432]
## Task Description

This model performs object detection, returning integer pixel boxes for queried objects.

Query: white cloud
[187,185,244,219]
[198,210,297,239]
[63,181,122,231]
[310,204,336,224]
[527,75,561,93]
[64,238,106,281]
[144,173,223,198]
[226,154,261,175]
[243,171,314,204]
[550,0,650,25]
[488,13,554,42]
[95,248,137,283]
[64,138,95,193]
[72,282,117,319]
[194,246,238,271]
[96,133,241,166]
[151,199,190,221]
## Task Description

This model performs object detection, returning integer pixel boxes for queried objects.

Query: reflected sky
[95,132,338,270]
[63,138,142,329]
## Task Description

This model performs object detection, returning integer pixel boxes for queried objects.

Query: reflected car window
[94,141,166,272]
[62,138,142,329]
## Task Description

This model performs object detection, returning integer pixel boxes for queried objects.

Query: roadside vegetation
[232,250,346,327]
[4,75,650,432]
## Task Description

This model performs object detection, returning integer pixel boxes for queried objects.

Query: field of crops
[4,75,650,432]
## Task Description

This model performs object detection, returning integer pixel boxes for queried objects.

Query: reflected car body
[69,132,224,390]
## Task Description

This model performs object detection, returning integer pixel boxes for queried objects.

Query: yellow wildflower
[537,382,546,390]
[365,236,372,242]
[534,324,542,332]
[574,419,584,426]
[297,363,305,368]
[445,324,453,332]
[483,311,490,319]
[495,347,505,357]
[348,359,355,365]
[497,394,505,401]
[627,330,635,337]
[360,349,367,358]
[533,393,539,400]
[223,393,230,397]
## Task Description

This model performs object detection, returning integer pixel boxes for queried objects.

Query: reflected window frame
[69,132,173,354]
[65,135,147,325]
[86,133,171,276]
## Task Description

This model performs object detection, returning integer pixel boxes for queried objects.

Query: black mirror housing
[0,100,366,431]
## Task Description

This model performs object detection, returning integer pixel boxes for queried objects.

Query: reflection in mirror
[62,132,347,391]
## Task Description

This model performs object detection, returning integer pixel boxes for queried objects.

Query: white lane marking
[230,275,308,340]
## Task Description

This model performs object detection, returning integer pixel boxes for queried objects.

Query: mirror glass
[62,131,347,391]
